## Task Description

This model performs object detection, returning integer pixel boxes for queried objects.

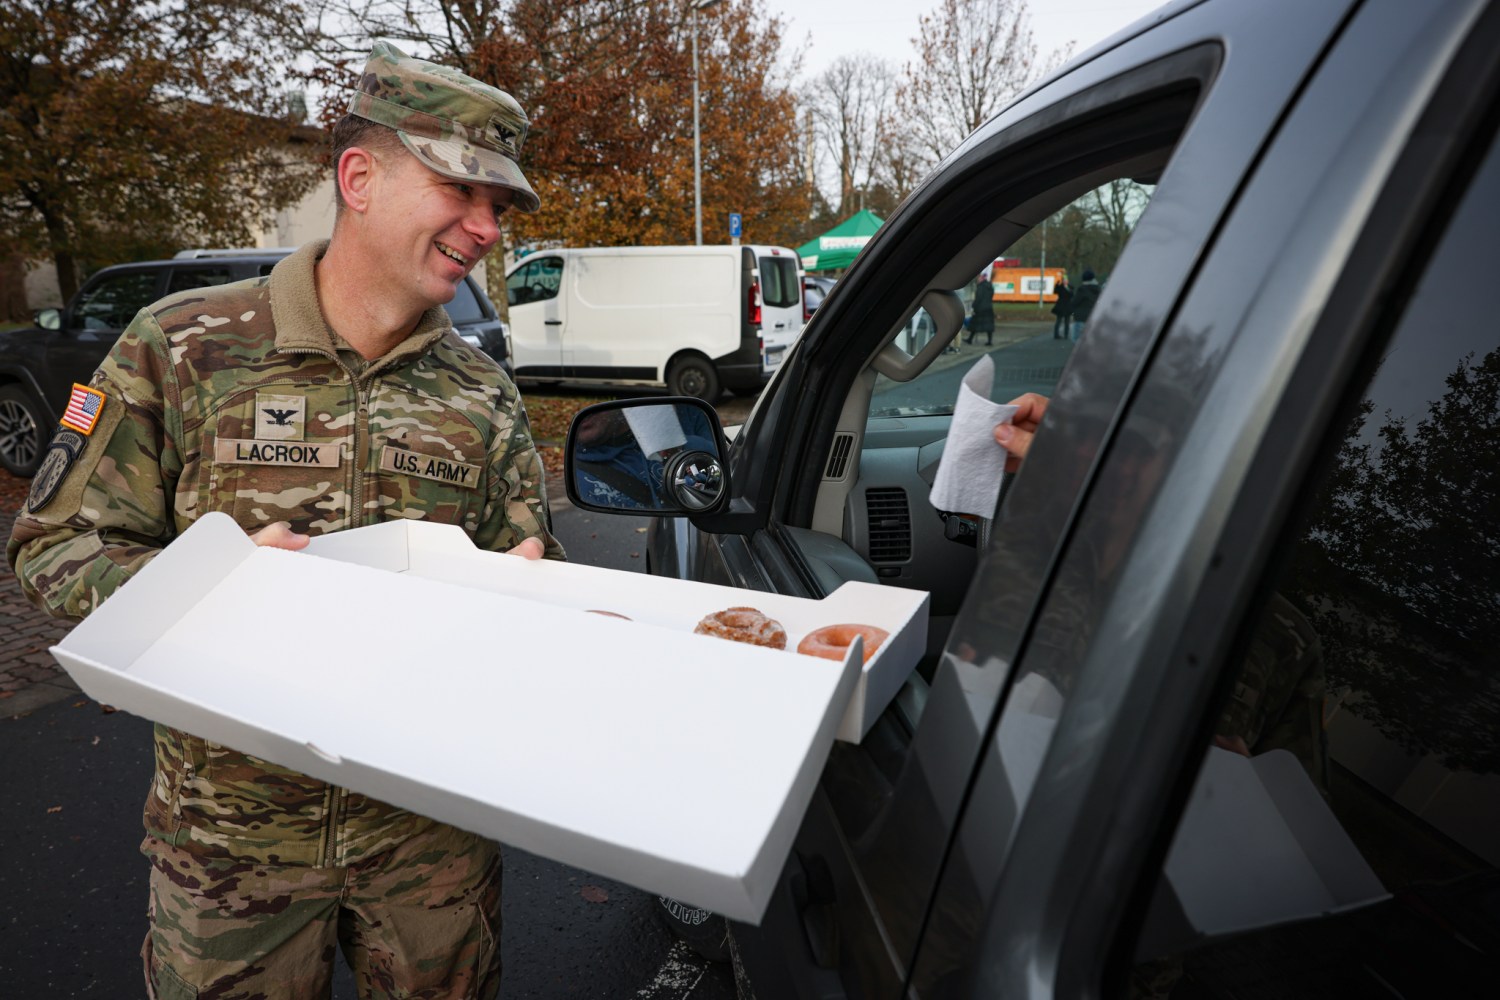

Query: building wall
[20,130,333,312]
[252,175,337,251]
[22,258,63,313]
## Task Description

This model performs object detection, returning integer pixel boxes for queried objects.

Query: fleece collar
[268,240,451,368]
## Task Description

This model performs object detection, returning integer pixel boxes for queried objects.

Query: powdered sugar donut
[693,606,787,649]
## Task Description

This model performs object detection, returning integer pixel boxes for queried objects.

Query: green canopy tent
[797,210,884,272]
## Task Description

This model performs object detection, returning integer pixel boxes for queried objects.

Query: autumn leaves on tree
[3,0,1080,297]
[1,1,323,300]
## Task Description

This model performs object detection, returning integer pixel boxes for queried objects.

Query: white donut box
[49,512,929,923]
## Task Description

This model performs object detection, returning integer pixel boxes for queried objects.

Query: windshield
[867,179,1154,419]
[443,279,486,324]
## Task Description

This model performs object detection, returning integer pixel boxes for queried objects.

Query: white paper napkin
[929,355,1018,517]
[623,405,688,459]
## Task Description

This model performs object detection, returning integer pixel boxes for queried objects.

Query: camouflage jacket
[8,241,564,865]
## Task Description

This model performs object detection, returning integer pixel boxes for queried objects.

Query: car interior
[778,152,1168,686]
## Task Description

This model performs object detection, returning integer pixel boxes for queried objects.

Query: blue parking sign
[729,213,742,238]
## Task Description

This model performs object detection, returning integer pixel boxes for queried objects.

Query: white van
[502,245,804,400]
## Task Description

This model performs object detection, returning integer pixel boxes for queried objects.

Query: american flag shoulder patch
[60,383,107,435]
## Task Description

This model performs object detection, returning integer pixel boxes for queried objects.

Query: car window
[1127,127,1500,997]
[443,278,485,324]
[164,267,234,296]
[758,254,799,308]
[868,179,1149,418]
[507,257,562,305]
[72,271,159,330]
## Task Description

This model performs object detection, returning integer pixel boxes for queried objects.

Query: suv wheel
[667,354,720,401]
[654,896,730,962]
[0,385,48,477]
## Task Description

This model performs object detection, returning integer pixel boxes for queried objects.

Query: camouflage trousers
[140,823,502,1000]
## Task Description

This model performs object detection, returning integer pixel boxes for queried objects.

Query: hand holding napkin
[929,355,1018,518]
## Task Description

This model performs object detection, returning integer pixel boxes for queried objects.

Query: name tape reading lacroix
[215,439,342,468]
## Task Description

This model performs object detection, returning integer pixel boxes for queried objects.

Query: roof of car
[173,248,298,259]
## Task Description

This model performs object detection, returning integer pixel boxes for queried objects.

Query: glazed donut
[585,610,632,620]
[693,606,787,649]
[797,624,889,664]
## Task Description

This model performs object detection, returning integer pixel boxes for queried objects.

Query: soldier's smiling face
[366,150,512,310]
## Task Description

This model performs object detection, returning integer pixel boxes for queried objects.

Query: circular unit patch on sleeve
[27,429,87,514]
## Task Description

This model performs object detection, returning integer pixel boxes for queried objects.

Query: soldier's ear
[337,147,377,215]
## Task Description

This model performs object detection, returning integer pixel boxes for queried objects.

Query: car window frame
[720,2,1408,994]
[725,31,1361,991]
[932,2,1500,995]
[163,265,237,297]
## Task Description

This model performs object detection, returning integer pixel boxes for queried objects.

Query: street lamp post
[1039,216,1048,309]
[692,0,723,246]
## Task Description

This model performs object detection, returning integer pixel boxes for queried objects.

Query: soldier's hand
[1213,734,1252,756]
[994,392,1050,473]
[250,521,310,551]
[505,536,545,560]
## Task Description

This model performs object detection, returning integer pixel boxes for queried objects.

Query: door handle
[545,320,562,326]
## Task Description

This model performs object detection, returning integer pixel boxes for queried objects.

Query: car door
[47,266,165,411]
[505,255,565,377]
[755,248,802,372]
[914,0,1499,995]
[659,0,1383,995]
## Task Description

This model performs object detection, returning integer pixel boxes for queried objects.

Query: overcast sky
[764,0,1170,81]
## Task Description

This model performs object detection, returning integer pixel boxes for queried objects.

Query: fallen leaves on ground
[580,885,610,903]
[537,445,564,480]
[523,395,618,444]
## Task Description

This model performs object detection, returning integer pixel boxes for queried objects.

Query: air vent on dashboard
[824,432,855,480]
[865,487,911,563]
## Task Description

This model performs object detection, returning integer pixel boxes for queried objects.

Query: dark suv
[565,0,1500,996]
[0,250,509,476]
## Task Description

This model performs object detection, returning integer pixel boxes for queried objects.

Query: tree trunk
[34,199,79,303]
[0,255,30,322]
[50,245,78,305]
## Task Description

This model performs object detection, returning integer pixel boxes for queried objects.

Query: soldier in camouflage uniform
[8,42,559,1000]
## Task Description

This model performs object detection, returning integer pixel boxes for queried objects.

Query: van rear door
[753,247,802,374]
[504,255,566,379]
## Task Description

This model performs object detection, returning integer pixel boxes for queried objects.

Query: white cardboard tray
[49,513,928,923]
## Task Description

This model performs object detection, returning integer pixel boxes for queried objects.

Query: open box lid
[51,513,923,923]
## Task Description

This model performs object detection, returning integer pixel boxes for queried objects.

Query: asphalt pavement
[0,486,736,999]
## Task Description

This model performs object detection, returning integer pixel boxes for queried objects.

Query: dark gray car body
[621,0,1499,996]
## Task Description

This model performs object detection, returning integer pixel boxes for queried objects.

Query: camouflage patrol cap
[348,41,540,213]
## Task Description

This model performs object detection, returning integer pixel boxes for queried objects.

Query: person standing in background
[1069,269,1102,340]
[965,270,996,346]
[1051,277,1073,339]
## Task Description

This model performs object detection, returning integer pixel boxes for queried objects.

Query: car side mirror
[564,397,729,515]
[35,308,61,331]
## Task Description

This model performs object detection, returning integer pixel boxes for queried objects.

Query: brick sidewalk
[0,471,78,717]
